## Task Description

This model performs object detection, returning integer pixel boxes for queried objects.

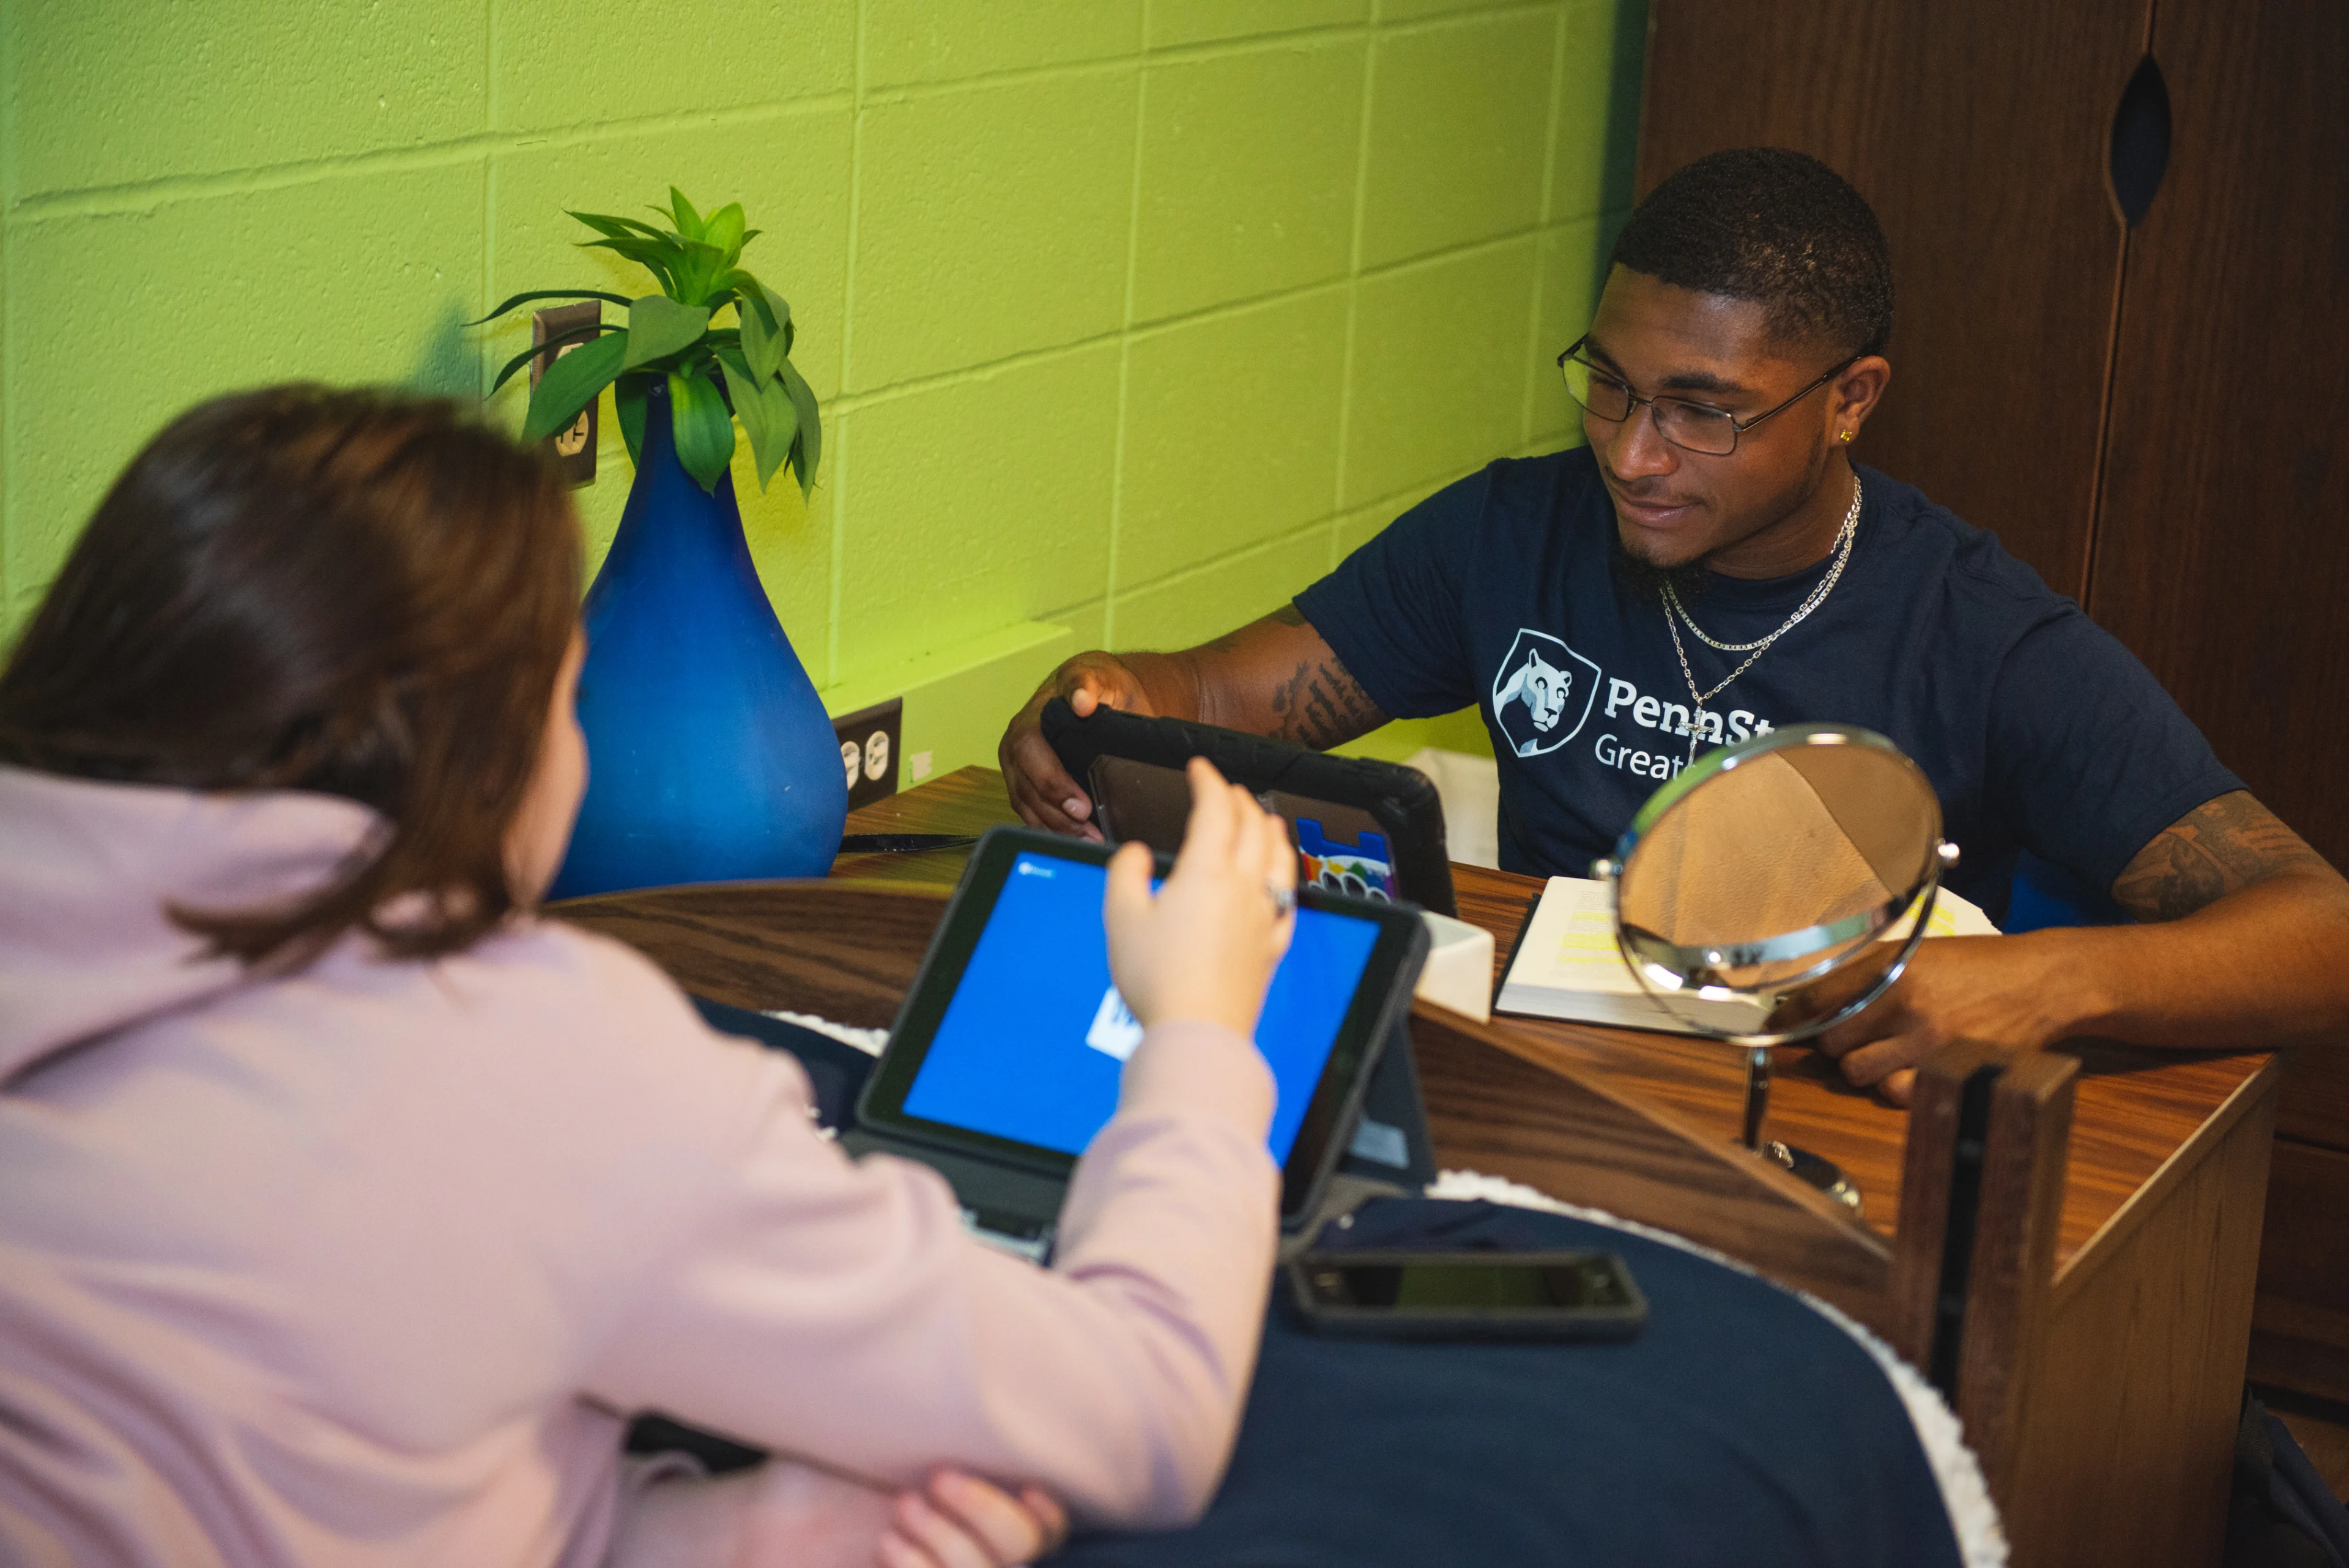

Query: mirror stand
[1739,1044,1771,1148]
[1608,724,1950,1228]
[1739,1046,1863,1214]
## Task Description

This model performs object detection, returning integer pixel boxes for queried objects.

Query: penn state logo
[1491,630,1601,757]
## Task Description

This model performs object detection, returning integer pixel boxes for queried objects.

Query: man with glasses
[1000,147,2349,1105]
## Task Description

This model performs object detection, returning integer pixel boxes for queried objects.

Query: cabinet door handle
[2110,53,2172,228]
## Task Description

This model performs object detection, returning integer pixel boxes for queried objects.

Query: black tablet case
[1040,699,1457,917]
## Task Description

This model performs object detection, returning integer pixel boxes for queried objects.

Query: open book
[1495,876,2000,1035]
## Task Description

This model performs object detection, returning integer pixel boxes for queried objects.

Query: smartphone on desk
[1287,1249,1647,1342]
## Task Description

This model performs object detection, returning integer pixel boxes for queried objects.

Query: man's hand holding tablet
[1103,757,1297,1041]
[1002,660,1155,838]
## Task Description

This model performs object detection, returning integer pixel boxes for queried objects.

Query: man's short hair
[1611,148,1894,362]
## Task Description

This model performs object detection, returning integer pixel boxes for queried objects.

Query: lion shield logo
[1491,630,1601,757]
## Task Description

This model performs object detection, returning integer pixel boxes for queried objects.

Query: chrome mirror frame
[1589,724,1960,1214]
[1592,724,1957,1047]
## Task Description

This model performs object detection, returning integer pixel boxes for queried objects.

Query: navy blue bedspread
[688,998,1965,1567]
[1053,1198,1964,1568]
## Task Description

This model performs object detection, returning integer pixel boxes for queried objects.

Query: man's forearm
[2044,872,2349,1049]
[1816,792,2349,1101]
[1106,609,1390,750]
[1109,650,1211,724]
[1192,608,1387,746]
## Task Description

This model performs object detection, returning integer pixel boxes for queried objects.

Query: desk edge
[2051,1050,2285,1306]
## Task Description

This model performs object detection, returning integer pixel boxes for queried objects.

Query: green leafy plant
[476,188,820,497]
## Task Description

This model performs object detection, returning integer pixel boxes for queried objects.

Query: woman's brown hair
[0,384,582,965]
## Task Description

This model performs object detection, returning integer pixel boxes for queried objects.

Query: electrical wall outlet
[831,697,904,810]
[532,303,600,486]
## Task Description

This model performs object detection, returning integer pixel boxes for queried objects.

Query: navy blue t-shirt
[1293,447,2241,920]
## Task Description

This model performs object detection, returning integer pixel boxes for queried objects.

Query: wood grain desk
[563,766,2284,1568]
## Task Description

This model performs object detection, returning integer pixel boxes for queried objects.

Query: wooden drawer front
[2278,1049,2349,1151]
[2258,1139,2349,1334]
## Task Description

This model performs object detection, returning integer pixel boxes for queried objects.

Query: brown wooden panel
[2054,1041,2281,1277]
[2279,1048,2349,1151]
[833,771,2276,1278]
[2087,0,2349,871]
[1411,1002,1894,1325]
[830,767,1022,888]
[2001,1084,2276,1568]
[2251,1321,2349,1410]
[2254,1137,2349,1381]
[1454,858,2274,1271]
[1638,0,2148,598]
[1948,1051,2078,1502]
[552,880,948,1027]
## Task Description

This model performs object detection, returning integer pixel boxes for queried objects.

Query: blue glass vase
[549,377,847,899]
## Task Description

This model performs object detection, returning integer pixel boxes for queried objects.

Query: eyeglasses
[1557,336,1855,457]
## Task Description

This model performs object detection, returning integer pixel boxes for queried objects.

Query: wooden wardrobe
[1636,0,2349,1418]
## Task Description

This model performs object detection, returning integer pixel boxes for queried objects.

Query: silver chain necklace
[1660,473,1863,760]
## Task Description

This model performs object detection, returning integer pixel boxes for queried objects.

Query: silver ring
[1267,882,1297,916]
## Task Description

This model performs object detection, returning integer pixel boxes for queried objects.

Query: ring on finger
[1267,880,1297,916]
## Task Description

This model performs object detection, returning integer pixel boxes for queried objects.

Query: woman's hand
[1101,757,1297,1039]
[876,1469,1070,1568]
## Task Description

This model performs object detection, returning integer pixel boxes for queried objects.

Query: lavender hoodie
[0,766,1281,1567]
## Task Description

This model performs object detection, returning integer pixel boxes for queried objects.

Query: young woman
[0,387,1300,1567]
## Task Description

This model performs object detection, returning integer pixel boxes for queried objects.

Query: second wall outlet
[532,302,601,487]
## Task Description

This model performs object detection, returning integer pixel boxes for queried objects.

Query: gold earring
[1838,430,1854,443]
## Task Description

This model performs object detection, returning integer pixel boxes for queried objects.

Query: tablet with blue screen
[850,827,1429,1250]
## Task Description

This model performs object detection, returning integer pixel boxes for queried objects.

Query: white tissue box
[1413,910,1494,1024]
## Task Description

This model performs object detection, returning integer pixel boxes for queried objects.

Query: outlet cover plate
[832,697,904,810]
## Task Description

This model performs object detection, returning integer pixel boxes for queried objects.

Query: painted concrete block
[866,1,1141,88]
[850,72,1138,392]
[821,619,1077,784]
[1111,524,1332,652]
[489,110,855,402]
[497,0,854,131]
[1050,599,1108,655]
[1380,0,1527,20]
[1132,40,1364,322]
[13,0,487,195]
[0,0,1641,692]
[740,445,836,689]
[1526,215,1608,444]
[1550,0,1644,225]
[1148,0,1367,52]
[1,220,11,626]
[1359,10,1552,270]
[1333,472,1454,562]
[1343,237,1537,505]
[7,162,488,609]
[837,342,1119,683]
[1332,707,1496,763]
[1118,288,1348,589]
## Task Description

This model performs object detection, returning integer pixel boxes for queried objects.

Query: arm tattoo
[1200,604,1305,658]
[1264,654,1384,750]
[2110,790,2337,921]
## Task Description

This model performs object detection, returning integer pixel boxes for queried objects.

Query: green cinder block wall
[0,0,1644,779]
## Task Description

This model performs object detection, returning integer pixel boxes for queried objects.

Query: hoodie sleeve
[579,1013,1280,1531]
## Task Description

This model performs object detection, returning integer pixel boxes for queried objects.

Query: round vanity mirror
[1592,724,1957,1213]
